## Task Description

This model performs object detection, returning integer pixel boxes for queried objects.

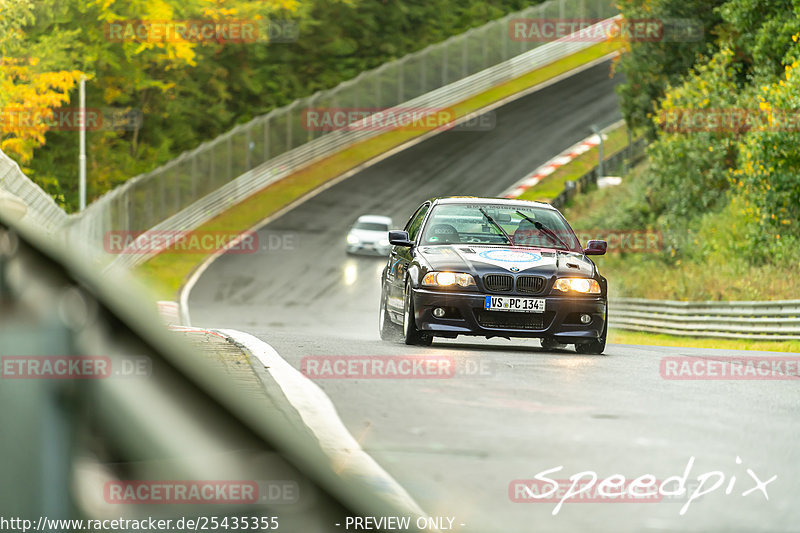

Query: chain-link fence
[1,0,619,267]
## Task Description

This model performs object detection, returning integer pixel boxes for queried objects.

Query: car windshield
[419,203,582,251]
[353,221,389,231]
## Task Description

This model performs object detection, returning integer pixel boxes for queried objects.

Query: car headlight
[553,278,601,294]
[422,271,476,288]
[347,234,360,245]
[379,238,390,247]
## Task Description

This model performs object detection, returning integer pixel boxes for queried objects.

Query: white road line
[216,328,430,521]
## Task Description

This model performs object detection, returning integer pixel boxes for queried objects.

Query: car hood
[417,245,595,278]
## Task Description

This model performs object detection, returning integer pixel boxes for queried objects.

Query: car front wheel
[403,281,432,346]
[575,315,607,355]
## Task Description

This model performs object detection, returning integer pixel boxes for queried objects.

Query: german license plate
[484,296,545,313]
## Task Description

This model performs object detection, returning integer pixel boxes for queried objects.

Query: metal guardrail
[63,0,619,268]
[550,135,645,209]
[610,298,800,340]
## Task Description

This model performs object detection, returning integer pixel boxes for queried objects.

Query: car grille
[516,275,546,294]
[476,310,545,330]
[483,274,513,292]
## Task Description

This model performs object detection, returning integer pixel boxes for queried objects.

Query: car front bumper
[412,288,606,341]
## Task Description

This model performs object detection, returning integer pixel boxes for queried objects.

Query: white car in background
[346,215,393,256]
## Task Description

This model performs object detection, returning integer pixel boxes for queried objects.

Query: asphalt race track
[188,61,800,532]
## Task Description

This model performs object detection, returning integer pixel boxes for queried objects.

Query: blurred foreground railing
[0,150,67,235]
[610,299,800,340]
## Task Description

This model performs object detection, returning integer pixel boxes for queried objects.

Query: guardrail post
[159,173,166,221]
[398,59,404,102]
[245,126,252,171]
[483,26,489,69]
[174,164,181,213]
[442,44,448,86]
[146,180,154,226]
[191,153,198,199]
[374,72,381,109]
[226,135,233,181]
[501,21,508,60]
[462,36,468,78]
[264,116,271,161]
[420,54,426,93]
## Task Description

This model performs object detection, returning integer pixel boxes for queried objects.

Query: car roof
[429,196,557,211]
[355,214,393,224]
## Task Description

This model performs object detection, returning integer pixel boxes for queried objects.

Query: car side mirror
[388,230,413,247]
[583,240,607,256]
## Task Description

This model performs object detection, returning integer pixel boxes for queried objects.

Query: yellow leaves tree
[0,60,84,163]
[0,0,84,163]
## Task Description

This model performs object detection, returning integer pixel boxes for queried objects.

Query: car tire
[540,336,566,351]
[574,315,607,355]
[403,281,432,346]
[378,289,402,341]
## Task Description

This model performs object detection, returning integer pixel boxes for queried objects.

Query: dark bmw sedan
[378,197,609,354]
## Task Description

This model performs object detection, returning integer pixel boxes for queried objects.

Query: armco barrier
[550,136,645,210]
[610,298,800,340]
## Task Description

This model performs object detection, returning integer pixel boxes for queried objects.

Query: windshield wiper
[514,210,570,250]
[479,207,513,245]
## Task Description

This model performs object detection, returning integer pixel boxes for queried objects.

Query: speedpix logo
[510,456,776,515]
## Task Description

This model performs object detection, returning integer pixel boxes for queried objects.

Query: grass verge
[518,121,629,202]
[137,40,623,299]
[560,160,800,301]
[609,329,800,353]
